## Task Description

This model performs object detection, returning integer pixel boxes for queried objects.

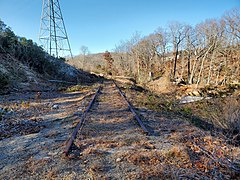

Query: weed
[141,94,164,111]
[176,107,192,115]
[228,83,240,90]
[144,94,176,111]
[164,146,188,159]
[66,85,83,92]
[125,150,162,166]
[222,97,240,143]
[21,100,30,109]
[87,162,105,178]
[123,137,140,146]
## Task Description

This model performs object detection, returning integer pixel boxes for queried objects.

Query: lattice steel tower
[39,0,73,58]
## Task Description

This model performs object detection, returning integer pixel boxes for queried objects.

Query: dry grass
[76,139,124,157]
[23,157,52,175]
[81,148,106,157]
[223,97,240,136]
[44,130,60,138]
[184,131,240,178]
[124,146,189,166]
[46,169,57,179]
[125,150,162,166]
[86,161,111,180]
[147,76,176,94]
[108,81,240,178]
[118,145,192,179]
[179,96,240,144]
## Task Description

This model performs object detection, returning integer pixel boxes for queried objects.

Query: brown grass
[223,97,240,132]
[125,150,161,166]
[46,169,57,179]
[24,157,52,175]
[86,162,109,179]
[119,145,193,179]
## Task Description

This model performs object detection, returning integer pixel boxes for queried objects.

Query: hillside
[0,19,100,94]
[0,53,48,92]
[0,52,98,94]
[69,8,240,91]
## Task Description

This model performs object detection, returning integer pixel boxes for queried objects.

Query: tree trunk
[189,57,198,84]
[173,46,179,79]
[196,44,214,86]
[187,52,191,83]
[207,51,216,84]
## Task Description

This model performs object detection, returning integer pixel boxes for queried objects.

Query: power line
[39,0,73,58]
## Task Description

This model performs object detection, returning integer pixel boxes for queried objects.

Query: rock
[52,104,59,109]
[6,109,14,115]
[0,107,14,116]
[83,160,88,164]
[179,96,204,104]
[48,151,58,156]
[116,158,122,162]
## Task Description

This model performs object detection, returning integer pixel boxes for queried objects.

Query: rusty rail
[64,86,101,156]
[113,81,151,135]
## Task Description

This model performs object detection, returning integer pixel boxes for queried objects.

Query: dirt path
[72,81,153,178]
[77,81,144,139]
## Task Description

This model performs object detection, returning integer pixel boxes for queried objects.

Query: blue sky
[0,0,239,55]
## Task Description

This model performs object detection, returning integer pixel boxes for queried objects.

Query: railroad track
[64,81,151,156]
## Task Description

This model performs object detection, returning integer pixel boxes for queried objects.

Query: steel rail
[113,81,151,135]
[64,86,101,156]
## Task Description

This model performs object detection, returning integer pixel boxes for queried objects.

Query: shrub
[223,97,240,142]
[58,57,66,62]
[66,85,83,92]
[0,73,9,88]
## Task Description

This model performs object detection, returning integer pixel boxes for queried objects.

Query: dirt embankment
[0,53,99,94]
[0,53,49,93]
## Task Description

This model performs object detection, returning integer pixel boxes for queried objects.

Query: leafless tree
[223,8,240,40]
[80,45,90,68]
[168,22,191,80]
[74,8,239,86]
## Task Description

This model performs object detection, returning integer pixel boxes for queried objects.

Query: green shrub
[142,94,171,111]
[66,85,83,92]
[176,107,192,115]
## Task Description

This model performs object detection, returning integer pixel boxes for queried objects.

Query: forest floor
[0,81,239,179]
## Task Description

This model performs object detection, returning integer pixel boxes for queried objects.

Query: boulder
[179,96,204,104]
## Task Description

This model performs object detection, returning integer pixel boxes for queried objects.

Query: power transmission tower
[39,0,73,58]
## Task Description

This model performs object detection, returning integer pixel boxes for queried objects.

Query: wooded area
[115,8,240,85]
[72,8,239,85]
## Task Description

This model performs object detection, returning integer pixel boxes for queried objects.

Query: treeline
[73,8,239,86]
[113,8,240,85]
